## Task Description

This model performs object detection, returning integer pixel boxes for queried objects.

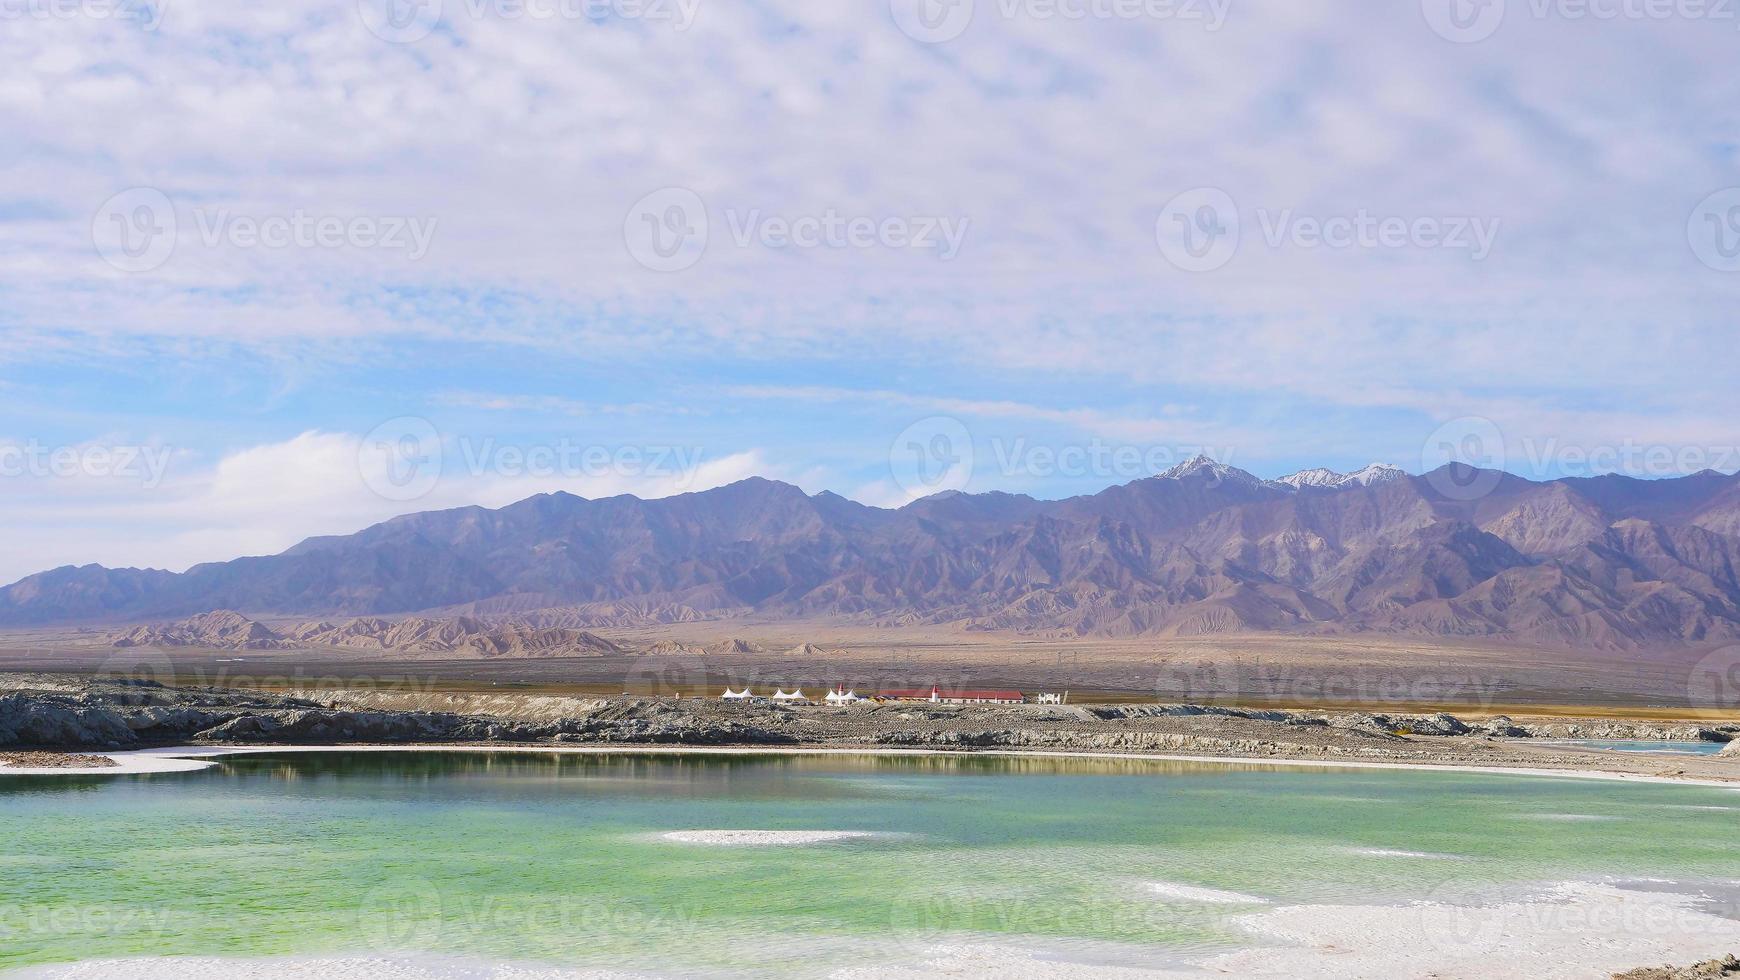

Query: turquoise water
[2,752,1738,975]
[1535,738,1728,755]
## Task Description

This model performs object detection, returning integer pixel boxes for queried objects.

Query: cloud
[3,2,1734,386]
[0,429,783,584]
[1,0,1736,569]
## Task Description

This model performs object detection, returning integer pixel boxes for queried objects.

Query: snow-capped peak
[1158,455,1263,487]
[1275,467,1344,489]
[1344,462,1407,486]
[1274,463,1408,491]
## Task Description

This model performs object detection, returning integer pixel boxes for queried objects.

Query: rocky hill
[114,612,627,658]
[8,459,1740,650]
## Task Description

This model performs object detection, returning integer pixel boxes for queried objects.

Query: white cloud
[0,430,784,583]
[2,1,1733,394]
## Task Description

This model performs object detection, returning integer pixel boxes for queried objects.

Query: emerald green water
[2,752,1737,975]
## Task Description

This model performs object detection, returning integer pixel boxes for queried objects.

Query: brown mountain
[10,460,1740,650]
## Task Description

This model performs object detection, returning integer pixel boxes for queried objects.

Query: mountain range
[5,457,1740,651]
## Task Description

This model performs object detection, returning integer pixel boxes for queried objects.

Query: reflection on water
[2,750,1737,975]
[1533,738,1728,756]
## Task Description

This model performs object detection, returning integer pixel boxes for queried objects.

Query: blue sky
[0,0,1737,582]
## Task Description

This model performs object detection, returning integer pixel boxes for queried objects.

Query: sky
[0,0,1737,583]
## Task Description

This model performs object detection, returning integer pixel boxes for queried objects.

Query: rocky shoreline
[1615,956,1740,979]
[0,749,118,769]
[3,674,1736,781]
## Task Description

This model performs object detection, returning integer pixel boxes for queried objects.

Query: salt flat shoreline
[5,882,1740,980]
[2,675,1735,784]
[3,741,1738,788]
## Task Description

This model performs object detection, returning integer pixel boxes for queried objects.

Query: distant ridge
[7,463,1740,650]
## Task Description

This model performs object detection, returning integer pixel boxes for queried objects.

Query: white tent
[721,688,753,700]
[824,689,862,704]
[771,689,808,702]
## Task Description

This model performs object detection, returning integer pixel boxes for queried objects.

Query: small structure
[824,687,864,705]
[771,688,809,703]
[721,688,754,701]
[876,686,1025,705]
[1034,692,1067,704]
